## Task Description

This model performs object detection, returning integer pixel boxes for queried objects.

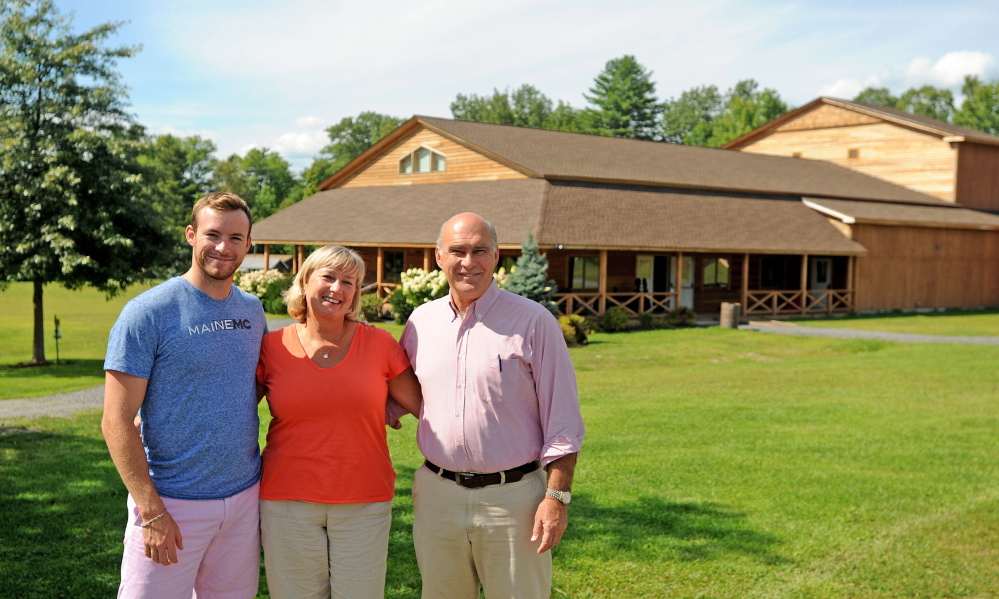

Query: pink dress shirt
[400,280,584,474]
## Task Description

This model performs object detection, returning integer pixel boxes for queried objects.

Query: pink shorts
[118,482,260,599]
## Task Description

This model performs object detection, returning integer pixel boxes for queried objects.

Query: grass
[792,308,999,337]
[0,282,397,400]
[0,281,157,399]
[3,327,999,597]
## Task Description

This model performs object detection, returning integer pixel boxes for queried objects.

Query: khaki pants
[413,465,552,599]
[260,499,392,599]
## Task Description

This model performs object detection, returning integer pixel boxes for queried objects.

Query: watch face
[562,491,572,504]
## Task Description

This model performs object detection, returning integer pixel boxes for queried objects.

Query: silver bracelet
[141,509,168,528]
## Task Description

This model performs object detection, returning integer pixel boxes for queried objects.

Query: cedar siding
[956,142,999,212]
[338,128,526,188]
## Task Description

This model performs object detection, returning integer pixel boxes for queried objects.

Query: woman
[256,245,421,599]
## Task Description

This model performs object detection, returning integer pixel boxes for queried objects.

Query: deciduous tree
[302,111,403,196]
[954,75,999,135]
[450,84,582,132]
[0,0,172,363]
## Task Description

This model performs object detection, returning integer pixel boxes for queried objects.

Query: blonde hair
[285,245,366,323]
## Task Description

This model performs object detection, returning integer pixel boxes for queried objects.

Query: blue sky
[57,0,999,170]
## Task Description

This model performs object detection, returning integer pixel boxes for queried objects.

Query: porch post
[423,248,432,271]
[847,255,856,311]
[741,253,749,313]
[800,254,809,315]
[598,250,608,315]
[292,245,299,275]
[676,250,684,310]
[263,244,270,273]
[376,247,385,299]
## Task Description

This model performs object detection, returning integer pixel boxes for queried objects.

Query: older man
[102,192,266,598]
[400,212,585,599]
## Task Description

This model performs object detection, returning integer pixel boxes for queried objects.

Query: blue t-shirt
[104,277,266,500]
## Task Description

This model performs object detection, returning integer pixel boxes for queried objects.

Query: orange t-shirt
[256,323,410,503]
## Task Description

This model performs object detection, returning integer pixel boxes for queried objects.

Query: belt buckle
[455,472,477,487]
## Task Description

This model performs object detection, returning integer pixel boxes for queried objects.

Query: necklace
[297,323,348,360]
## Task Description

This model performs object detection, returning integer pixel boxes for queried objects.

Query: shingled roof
[804,197,999,230]
[319,116,945,207]
[253,179,866,255]
[723,97,999,150]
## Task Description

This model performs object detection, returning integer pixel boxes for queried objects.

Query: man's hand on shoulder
[531,495,568,553]
[142,510,185,565]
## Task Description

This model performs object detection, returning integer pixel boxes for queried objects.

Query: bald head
[435,212,501,312]
[437,213,498,253]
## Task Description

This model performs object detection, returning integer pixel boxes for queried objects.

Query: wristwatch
[545,488,572,505]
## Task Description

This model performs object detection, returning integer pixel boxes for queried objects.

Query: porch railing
[554,292,680,317]
[361,282,398,299]
[745,289,853,315]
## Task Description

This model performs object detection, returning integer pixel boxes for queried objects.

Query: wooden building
[723,97,999,212]
[252,116,999,316]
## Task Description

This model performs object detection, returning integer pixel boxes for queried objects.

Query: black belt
[424,460,540,489]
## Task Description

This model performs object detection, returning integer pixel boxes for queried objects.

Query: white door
[674,256,694,310]
[809,257,832,307]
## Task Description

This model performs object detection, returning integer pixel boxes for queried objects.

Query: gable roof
[319,116,945,206]
[723,97,999,150]
[252,179,866,255]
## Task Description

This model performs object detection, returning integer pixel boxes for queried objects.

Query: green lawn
[794,308,999,336]
[0,282,160,399]
[3,328,999,597]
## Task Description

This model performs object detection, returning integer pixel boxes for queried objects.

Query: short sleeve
[370,325,410,380]
[103,299,157,379]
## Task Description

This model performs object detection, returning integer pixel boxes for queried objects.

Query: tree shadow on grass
[0,358,104,378]
[0,423,125,598]
[565,493,787,566]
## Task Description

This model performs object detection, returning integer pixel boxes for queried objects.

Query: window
[848,148,859,159]
[399,146,446,174]
[569,256,599,290]
[383,251,404,283]
[792,151,802,158]
[702,257,730,288]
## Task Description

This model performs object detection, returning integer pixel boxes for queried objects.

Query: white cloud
[295,116,325,128]
[272,130,328,156]
[238,143,259,155]
[905,51,996,87]
[817,75,883,100]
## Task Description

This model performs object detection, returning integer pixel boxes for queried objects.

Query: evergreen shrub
[504,233,557,314]
[665,306,698,328]
[600,306,629,332]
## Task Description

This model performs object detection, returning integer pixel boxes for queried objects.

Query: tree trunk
[32,279,46,364]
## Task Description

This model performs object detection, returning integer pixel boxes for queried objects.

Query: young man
[102,192,266,598]
[400,212,585,598]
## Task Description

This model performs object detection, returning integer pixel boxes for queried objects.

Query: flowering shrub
[389,268,449,324]
[493,266,512,290]
[236,269,291,314]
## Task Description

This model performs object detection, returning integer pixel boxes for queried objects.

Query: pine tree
[582,55,660,140]
[504,233,557,314]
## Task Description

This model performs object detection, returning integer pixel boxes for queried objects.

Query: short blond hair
[285,245,366,323]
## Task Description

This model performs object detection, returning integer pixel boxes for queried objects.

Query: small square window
[848,148,859,159]
[792,152,802,158]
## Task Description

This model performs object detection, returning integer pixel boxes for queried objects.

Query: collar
[447,279,501,323]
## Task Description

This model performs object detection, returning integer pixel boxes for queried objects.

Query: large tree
[954,75,999,135]
[582,55,660,140]
[451,84,582,132]
[0,0,172,364]
[853,86,899,107]
[897,85,954,122]
[679,79,788,148]
[139,133,217,275]
[212,148,302,221]
[302,111,403,196]
[660,85,723,144]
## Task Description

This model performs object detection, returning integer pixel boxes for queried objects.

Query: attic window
[399,146,446,174]
[848,148,860,159]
